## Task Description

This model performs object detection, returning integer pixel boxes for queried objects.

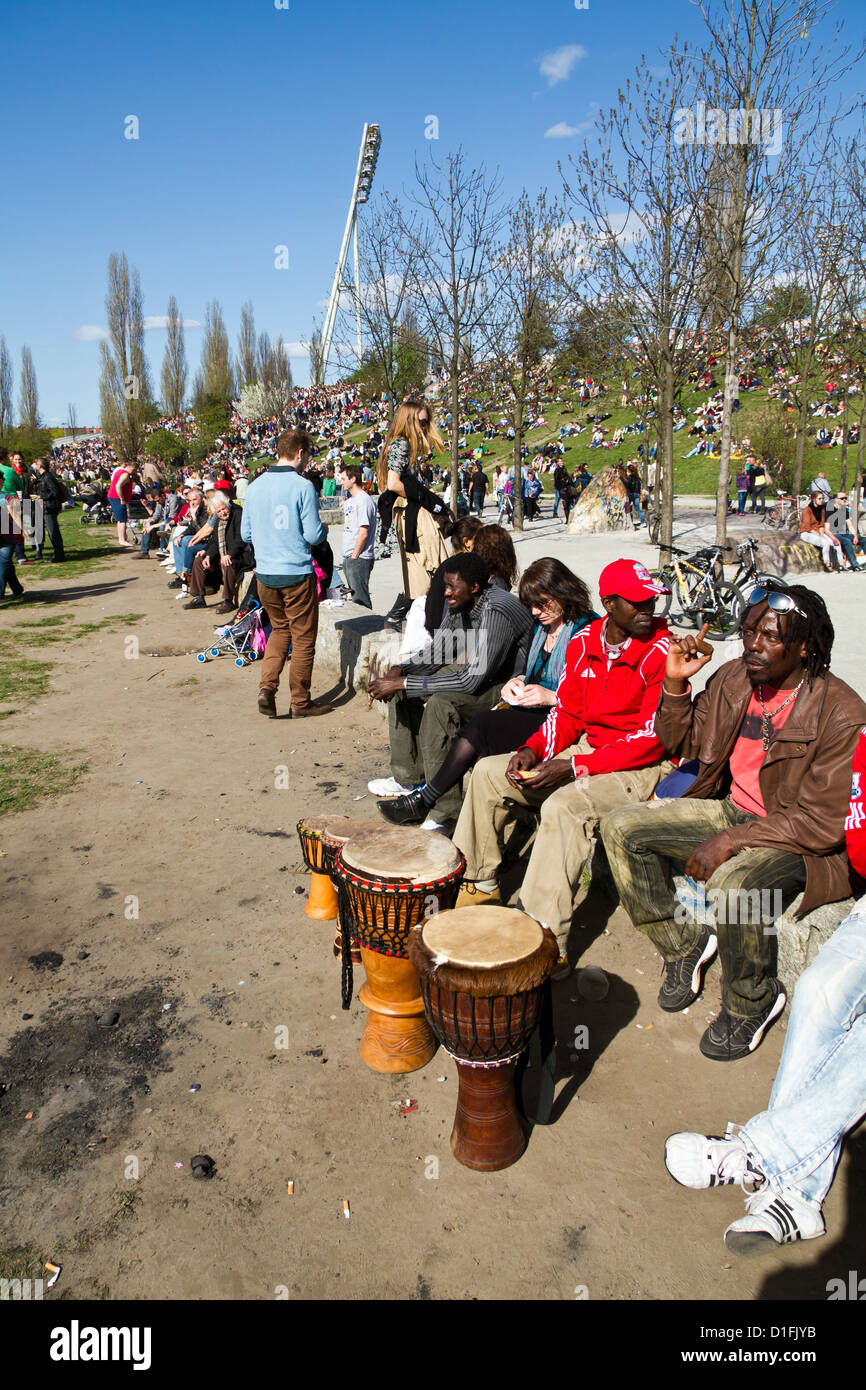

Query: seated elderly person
[166,487,211,590]
[600,586,866,1060]
[182,492,248,612]
[452,560,673,971]
[367,551,532,832]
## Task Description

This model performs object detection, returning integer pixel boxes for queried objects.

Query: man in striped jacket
[453,559,672,965]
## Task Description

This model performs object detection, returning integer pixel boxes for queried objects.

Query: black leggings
[424,705,550,803]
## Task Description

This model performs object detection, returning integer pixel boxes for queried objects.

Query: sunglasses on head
[746,586,806,619]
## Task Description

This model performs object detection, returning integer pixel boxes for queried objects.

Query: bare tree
[237,301,257,389]
[19,344,40,430]
[308,324,326,387]
[160,295,188,417]
[98,252,154,460]
[839,125,866,522]
[481,190,565,530]
[197,300,235,402]
[398,148,504,502]
[690,0,861,545]
[0,336,13,437]
[561,52,716,559]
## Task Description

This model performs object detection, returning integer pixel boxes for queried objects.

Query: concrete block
[315,601,403,693]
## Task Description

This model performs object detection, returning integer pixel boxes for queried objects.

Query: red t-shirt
[845,728,866,878]
[729,685,798,817]
[108,466,134,503]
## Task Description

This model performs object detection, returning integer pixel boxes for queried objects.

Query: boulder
[567,464,631,535]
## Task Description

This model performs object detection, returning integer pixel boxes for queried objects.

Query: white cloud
[539,44,586,87]
[545,118,592,139]
[143,315,201,330]
[73,324,109,341]
[284,341,309,356]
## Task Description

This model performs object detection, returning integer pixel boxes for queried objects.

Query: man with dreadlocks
[600,584,866,1061]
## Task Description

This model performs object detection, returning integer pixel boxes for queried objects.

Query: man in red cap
[453,559,672,969]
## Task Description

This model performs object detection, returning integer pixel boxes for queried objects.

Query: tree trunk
[792,397,809,498]
[450,357,460,509]
[715,329,739,549]
[840,388,850,491]
[659,356,675,562]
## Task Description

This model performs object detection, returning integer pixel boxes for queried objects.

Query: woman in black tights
[377,557,597,825]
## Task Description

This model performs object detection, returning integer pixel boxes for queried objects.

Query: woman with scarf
[377,557,598,825]
[376,400,451,629]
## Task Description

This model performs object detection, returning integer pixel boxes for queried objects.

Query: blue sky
[1,0,863,425]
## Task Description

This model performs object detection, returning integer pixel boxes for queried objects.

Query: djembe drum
[296,816,338,920]
[334,828,465,1074]
[320,818,383,963]
[408,906,558,1171]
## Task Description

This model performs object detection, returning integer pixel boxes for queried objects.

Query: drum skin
[296,817,338,921]
[408,908,558,1170]
[333,829,465,1074]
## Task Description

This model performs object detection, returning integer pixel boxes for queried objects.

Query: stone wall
[751,532,824,577]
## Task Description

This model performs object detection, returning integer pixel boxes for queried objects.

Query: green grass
[7,507,119,585]
[0,613,145,714]
[0,1245,46,1282]
[0,744,88,817]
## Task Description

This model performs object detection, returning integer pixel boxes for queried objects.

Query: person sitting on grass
[599,586,866,1061]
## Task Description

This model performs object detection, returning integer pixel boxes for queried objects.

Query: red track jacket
[523,616,670,778]
[845,727,866,879]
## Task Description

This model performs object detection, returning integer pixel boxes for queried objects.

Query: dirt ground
[1,549,864,1304]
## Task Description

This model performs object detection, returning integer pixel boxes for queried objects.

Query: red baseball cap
[598,559,671,601]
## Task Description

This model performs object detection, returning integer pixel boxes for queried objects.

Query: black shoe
[699,984,786,1061]
[258,690,277,718]
[658,927,718,1012]
[383,594,411,630]
[376,789,429,826]
[167,578,183,589]
[183,596,206,609]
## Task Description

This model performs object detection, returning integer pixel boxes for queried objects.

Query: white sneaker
[724,1185,825,1253]
[367,776,417,797]
[419,817,445,831]
[664,1128,765,1191]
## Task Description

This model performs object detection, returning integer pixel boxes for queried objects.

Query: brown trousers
[188,551,237,601]
[256,576,319,709]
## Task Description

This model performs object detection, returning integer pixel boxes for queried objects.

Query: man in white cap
[452,559,672,969]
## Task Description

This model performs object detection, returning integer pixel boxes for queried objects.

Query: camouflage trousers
[600,796,807,1018]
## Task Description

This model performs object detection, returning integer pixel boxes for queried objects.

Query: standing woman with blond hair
[377,400,451,628]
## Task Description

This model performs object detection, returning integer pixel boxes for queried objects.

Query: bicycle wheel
[647,569,674,620]
[701,581,746,637]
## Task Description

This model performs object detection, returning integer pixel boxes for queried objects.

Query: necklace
[757,679,804,753]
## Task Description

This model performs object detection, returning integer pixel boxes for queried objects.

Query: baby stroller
[196,596,268,668]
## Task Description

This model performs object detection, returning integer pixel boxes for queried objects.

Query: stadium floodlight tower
[319,122,382,383]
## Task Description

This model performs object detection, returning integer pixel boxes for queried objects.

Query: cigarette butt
[25,1112,34,1120]
[287,1180,294,1195]
[45,1262,62,1289]
[342,1199,351,1219]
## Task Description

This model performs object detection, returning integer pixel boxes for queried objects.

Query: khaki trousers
[452,733,671,952]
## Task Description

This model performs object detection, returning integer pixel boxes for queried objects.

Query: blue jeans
[837,535,861,570]
[0,543,24,597]
[740,900,866,1209]
[553,488,561,517]
[173,537,207,576]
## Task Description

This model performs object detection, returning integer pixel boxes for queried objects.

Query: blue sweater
[241,466,325,576]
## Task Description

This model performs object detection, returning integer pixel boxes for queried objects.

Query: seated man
[367,552,532,832]
[663,733,866,1250]
[600,585,866,1061]
[183,493,247,613]
[452,560,672,967]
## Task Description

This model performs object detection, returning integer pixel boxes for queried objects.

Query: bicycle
[762,493,803,531]
[728,538,789,604]
[651,546,745,637]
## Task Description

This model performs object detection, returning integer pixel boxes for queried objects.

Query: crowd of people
[3,367,866,1267]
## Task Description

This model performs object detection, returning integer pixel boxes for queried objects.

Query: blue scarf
[525,612,598,690]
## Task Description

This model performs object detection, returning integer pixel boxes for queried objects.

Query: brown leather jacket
[656,660,866,917]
